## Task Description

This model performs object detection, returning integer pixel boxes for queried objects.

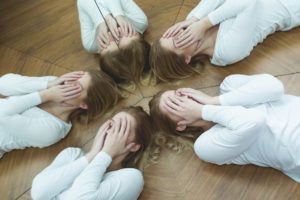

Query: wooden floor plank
[1,0,300,200]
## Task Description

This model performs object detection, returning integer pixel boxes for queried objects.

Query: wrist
[85,152,97,163]
[201,17,213,30]
[102,147,115,159]
[39,90,50,103]
[189,17,199,23]
[211,96,220,105]
[115,15,124,19]
[47,80,54,89]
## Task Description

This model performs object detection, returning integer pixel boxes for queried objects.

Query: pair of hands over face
[87,112,136,162]
[162,16,213,49]
[161,88,219,128]
[40,71,84,104]
[97,15,137,49]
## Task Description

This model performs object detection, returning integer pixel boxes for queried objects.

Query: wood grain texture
[0,0,300,199]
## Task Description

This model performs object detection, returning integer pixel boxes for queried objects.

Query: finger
[177,120,189,126]
[128,24,132,37]
[171,25,183,38]
[164,97,181,111]
[123,23,128,36]
[130,24,135,37]
[102,30,110,42]
[99,33,109,45]
[63,87,82,97]
[178,38,195,49]
[61,77,80,83]
[169,95,185,107]
[61,85,81,92]
[163,25,176,38]
[99,120,111,134]
[118,27,123,37]
[108,122,116,135]
[163,102,182,116]
[98,38,108,49]
[124,116,130,136]
[110,26,119,41]
[69,71,85,76]
[63,92,81,100]
[119,116,127,135]
[132,26,137,36]
[114,117,122,134]
[175,31,191,46]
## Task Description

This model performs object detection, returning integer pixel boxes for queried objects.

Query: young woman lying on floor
[0,70,118,158]
[77,0,150,84]
[149,74,300,183]
[31,106,153,200]
[150,0,300,82]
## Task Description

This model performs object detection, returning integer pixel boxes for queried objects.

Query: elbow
[81,40,95,53]
[31,176,48,200]
[77,0,84,8]
[261,74,284,98]
[0,73,17,94]
[194,137,218,164]
[222,50,251,66]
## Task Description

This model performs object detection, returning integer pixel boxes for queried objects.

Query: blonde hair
[150,39,206,83]
[119,106,154,168]
[149,90,203,140]
[100,38,150,85]
[70,69,120,123]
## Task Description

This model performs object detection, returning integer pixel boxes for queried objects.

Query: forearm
[67,152,112,198]
[31,148,87,200]
[0,92,42,117]
[99,0,124,17]
[0,73,56,96]
[187,0,225,20]
[208,0,256,25]
[202,105,265,130]
[118,0,148,33]
[77,0,110,53]
[195,104,265,164]
[219,74,284,106]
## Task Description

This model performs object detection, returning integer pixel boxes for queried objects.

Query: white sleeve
[0,114,70,149]
[219,74,284,106]
[186,0,225,20]
[31,148,88,200]
[77,0,110,53]
[194,105,265,165]
[210,0,258,65]
[99,0,124,17]
[118,0,148,33]
[66,152,144,200]
[0,73,56,96]
[0,92,42,117]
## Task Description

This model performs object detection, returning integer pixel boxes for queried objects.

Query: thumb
[177,120,189,126]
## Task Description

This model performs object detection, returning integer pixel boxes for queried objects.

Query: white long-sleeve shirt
[194,74,300,183]
[77,0,148,53]
[187,0,300,66]
[0,74,72,158]
[31,148,144,200]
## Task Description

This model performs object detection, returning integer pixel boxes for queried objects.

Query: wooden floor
[1,0,300,199]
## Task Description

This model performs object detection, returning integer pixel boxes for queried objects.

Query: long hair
[99,38,150,85]
[70,69,120,123]
[150,39,206,83]
[149,90,203,140]
[119,106,154,168]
